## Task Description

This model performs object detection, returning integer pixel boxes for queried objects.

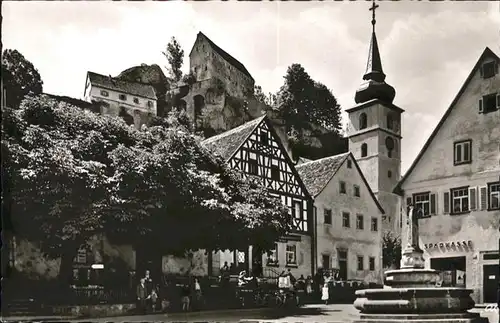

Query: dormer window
[119,94,127,101]
[359,113,367,130]
[479,93,500,114]
[133,97,139,104]
[100,90,109,97]
[480,61,498,79]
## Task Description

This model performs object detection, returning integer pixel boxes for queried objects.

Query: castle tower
[346,1,404,234]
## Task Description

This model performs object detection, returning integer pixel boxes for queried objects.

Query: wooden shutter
[430,193,437,215]
[478,98,483,113]
[479,186,488,210]
[443,192,450,214]
[469,187,477,211]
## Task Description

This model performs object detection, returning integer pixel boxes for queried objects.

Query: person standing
[321,282,329,305]
[136,278,148,314]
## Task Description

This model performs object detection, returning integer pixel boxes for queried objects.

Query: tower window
[119,94,127,101]
[359,113,367,130]
[361,143,368,157]
[385,137,395,158]
[387,114,394,130]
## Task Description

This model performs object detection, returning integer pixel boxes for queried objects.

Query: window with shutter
[479,186,487,210]
[430,193,437,215]
[481,93,498,114]
[468,187,477,211]
[487,182,500,210]
[443,192,450,214]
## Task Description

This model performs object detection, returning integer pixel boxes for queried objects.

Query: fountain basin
[384,268,440,288]
[350,312,488,323]
[354,287,475,314]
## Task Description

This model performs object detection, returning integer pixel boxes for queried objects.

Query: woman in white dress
[321,282,329,305]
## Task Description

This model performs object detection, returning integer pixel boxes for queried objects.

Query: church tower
[346,1,404,234]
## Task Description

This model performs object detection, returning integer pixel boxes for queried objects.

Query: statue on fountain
[400,205,425,269]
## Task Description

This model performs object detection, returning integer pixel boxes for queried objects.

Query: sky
[3,1,500,174]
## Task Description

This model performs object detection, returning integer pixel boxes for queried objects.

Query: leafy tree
[2,95,291,284]
[382,231,402,269]
[254,85,268,104]
[162,37,185,83]
[2,49,43,108]
[274,64,344,158]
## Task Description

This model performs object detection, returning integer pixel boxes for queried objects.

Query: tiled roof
[296,153,349,197]
[87,71,157,100]
[201,115,266,161]
[198,32,254,80]
[296,157,313,165]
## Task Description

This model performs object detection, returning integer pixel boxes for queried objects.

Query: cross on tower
[369,0,379,32]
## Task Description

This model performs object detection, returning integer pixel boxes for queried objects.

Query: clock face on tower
[385,137,395,150]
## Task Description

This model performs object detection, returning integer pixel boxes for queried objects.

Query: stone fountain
[352,206,487,323]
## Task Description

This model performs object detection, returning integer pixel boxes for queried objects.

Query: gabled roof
[394,47,500,195]
[296,152,385,214]
[202,115,313,200]
[296,153,349,197]
[190,32,254,81]
[86,71,157,100]
[201,115,266,161]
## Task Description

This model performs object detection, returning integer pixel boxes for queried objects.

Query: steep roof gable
[202,115,312,200]
[296,152,385,214]
[394,47,500,195]
[201,115,266,161]
[190,32,254,80]
[86,71,157,100]
[296,153,349,197]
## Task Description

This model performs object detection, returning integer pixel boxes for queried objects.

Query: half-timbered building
[202,115,314,278]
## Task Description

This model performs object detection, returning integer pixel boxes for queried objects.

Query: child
[321,282,329,305]
[150,286,158,312]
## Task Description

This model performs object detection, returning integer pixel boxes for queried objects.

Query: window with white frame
[248,158,258,175]
[451,187,469,214]
[488,182,500,210]
[357,256,364,271]
[413,192,431,217]
[369,257,375,271]
[354,185,360,197]
[340,181,346,194]
[324,208,332,225]
[371,217,378,232]
[267,243,278,265]
[453,140,472,165]
[356,214,364,230]
[342,212,350,228]
[286,245,297,265]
